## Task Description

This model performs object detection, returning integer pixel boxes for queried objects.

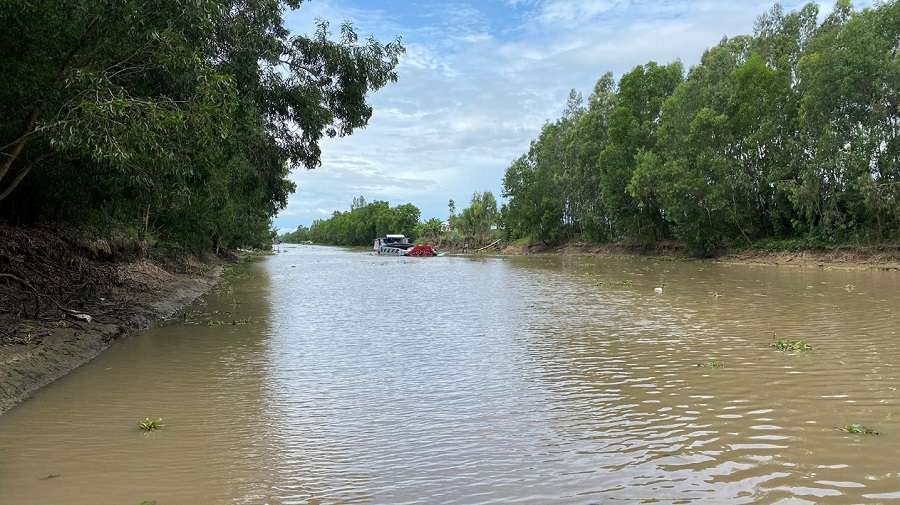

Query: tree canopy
[501,1,900,254]
[0,0,404,251]
[300,198,422,246]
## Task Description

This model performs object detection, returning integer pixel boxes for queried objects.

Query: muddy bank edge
[0,271,220,416]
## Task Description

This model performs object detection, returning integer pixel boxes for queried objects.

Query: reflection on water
[2,245,900,504]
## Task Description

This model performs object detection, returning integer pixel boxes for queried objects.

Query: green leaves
[0,0,404,252]
[499,1,900,253]
[307,199,423,246]
[840,424,880,435]
[139,418,164,431]
[771,337,813,351]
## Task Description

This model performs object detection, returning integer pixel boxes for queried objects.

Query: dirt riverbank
[495,241,900,270]
[0,224,224,415]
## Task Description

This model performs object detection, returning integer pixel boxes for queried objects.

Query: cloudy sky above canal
[275,0,873,232]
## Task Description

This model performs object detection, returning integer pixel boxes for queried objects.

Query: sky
[274,0,871,233]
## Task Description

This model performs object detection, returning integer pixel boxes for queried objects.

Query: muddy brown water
[2,245,899,504]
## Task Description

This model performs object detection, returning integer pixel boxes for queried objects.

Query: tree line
[284,191,502,247]
[501,1,900,254]
[0,0,403,252]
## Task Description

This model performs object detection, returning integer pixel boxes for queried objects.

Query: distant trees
[303,190,500,248]
[501,1,900,254]
[306,199,422,246]
[281,225,310,243]
[0,0,403,251]
[456,191,499,245]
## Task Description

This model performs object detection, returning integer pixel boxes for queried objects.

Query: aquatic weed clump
[139,418,164,431]
[839,424,880,435]
[771,334,813,351]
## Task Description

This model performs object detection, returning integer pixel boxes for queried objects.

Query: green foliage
[839,424,880,435]
[696,361,725,368]
[307,198,423,246]
[207,316,251,326]
[419,218,444,243]
[771,335,813,351]
[0,0,404,253]
[498,1,900,254]
[139,418,164,431]
[281,225,311,243]
[456,191,499,246]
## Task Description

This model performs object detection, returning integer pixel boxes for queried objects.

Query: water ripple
[2,246,900,504]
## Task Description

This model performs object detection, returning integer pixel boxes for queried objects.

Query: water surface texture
[2,245,899,504]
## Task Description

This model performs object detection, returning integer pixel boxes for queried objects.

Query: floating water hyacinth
[139,418,164,431]
[771,334,813,351]
[840,424,880,435]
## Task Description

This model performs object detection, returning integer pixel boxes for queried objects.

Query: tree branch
[0,151,54,202]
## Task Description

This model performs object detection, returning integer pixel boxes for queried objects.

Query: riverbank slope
[0,224,224,415]
[495,241,900,270]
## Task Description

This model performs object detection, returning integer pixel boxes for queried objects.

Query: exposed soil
[0,224,224,415]
[498,241,900,270]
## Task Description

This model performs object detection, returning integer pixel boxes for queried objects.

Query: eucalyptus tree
[744,2,819,237]
[0,0,404,250]
[598,61,683,243]
[503,91,588,244]
[501,154,538,241]
[456,191,498,245]
[563,72,617,241]
[306,199,422,246]
[629,38,752,253]
[793,0,900,241]
[501,133,566,244]
[281,224,310,243]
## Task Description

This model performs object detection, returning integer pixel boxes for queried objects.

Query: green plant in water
[844,284,856,292]
[840,423,879,435]
[696,360,725,368]
[615,279,633,286]
[771,335,813,351]
[139,418,163,431]
[582,271,595,277]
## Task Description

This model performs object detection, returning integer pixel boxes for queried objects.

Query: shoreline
[454,241,900,271]
[0,263,221,416]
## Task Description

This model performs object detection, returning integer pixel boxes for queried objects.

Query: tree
[281,225,310,243]
[564,72,617,241]
[0,0,404,251]
[598,61,683,243]
[419,217,443,242]
[457,191,499,245]
[307,199,422,246]
[792,0,900,241]
[447,199,457,230]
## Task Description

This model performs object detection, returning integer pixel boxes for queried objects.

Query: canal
[1,245,899,504]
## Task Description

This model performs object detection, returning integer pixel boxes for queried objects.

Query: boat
[373,234,438,256]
